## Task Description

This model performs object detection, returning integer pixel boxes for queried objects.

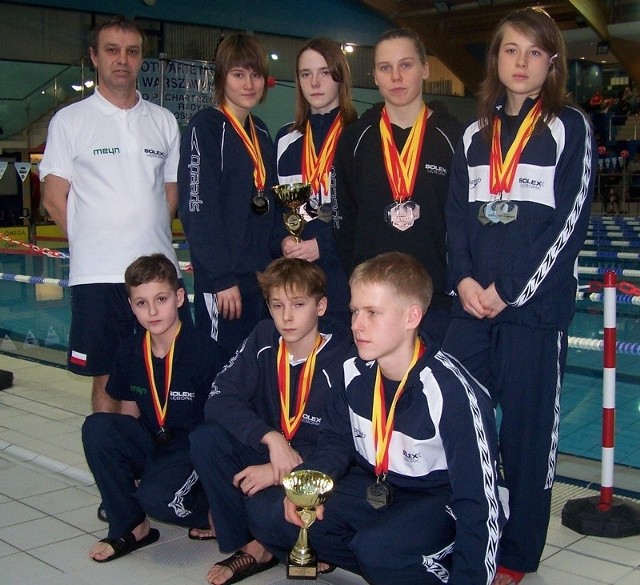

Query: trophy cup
[272,183,312,242]
[283,469,334,579]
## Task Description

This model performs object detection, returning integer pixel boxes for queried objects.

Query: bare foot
[189,526,215,539]
[189,511,216,540]
[89,539,117,562]
[318,561,335,573]
[89,518,151,562]
[206,540,272,585]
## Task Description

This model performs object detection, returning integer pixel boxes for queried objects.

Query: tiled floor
[2,354,640,585]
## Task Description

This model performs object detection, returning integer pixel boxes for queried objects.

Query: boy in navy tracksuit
[190,258,352,585]
[251,252,505,585]
[82,254,227,563]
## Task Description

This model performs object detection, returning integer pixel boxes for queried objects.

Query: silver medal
[385,201,420,231]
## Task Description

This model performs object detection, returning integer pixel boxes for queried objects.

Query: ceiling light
[270,53,279,60]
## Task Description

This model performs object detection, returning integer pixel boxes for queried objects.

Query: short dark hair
[257,258,326,302]
[90,15,145,54]
[124,254,180,296]
[214,33,269,106]
[350,252,432,311]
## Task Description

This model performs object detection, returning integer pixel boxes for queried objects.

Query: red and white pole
[599,270,617,511]
[562,269,640,537]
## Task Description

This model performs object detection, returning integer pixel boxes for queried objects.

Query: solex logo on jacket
[144,148,167,159]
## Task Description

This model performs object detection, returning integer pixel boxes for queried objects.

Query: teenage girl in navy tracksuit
[442,8,596,584]
[274,38,358,327]
[332,29,462,345]
[178,34,275,357]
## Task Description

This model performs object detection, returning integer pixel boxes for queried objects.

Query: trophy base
[287,557,318,580]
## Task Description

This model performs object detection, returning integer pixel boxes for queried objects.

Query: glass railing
[0,57,94,140]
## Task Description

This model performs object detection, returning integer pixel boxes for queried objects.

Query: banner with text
[138,58,215,125]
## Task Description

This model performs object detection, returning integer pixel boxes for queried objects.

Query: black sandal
[97,502,107,522]
[93,528,160,563]
[214,550,278,584]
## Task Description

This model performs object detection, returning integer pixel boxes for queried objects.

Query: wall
[3,0,393,47]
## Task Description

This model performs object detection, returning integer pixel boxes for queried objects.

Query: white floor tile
[0,515,83,550]
[527,565,608,584]
[54,503,103,533]
[21,486,102,515]
[0,464,70,498]
[0,500,46,528]
[617,570,640,585]
[0,540,20,559]
[29,533,99,573]
[0,550,64,584]
[568,537,640,568]
[543,549,633,583]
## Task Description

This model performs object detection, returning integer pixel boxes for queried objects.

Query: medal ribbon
[379,103,428,203]
[371,338,424,476]
[302,115,343,197]
[277,334,323,441]
[489,100,542,196]
[221,104,266,191]
[143,322,182,431]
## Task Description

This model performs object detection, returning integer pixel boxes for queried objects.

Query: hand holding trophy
[272,183,312,243]
[282,469,334,579]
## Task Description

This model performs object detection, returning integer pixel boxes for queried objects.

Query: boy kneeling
[190,258,352,585]
[251,252,506,584]
[82,254,227,562]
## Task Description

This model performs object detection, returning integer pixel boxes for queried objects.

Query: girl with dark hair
[442,8,596,584]
[332,27,462,344]
[274,38,357,326]
[178,33,275,356]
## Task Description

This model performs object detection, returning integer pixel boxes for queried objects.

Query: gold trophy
[283,469,334,579]
[272,182,312,242]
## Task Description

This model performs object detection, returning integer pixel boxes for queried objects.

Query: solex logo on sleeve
[144,148,167,159]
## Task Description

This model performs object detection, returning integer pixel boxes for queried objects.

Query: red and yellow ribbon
[221,104,266,192]
[277,334,323,441]
[489,100,542,196]
[302,116,343,197]
[372,338,424,476]
[379,103,428,203]
[143,322,182,430]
